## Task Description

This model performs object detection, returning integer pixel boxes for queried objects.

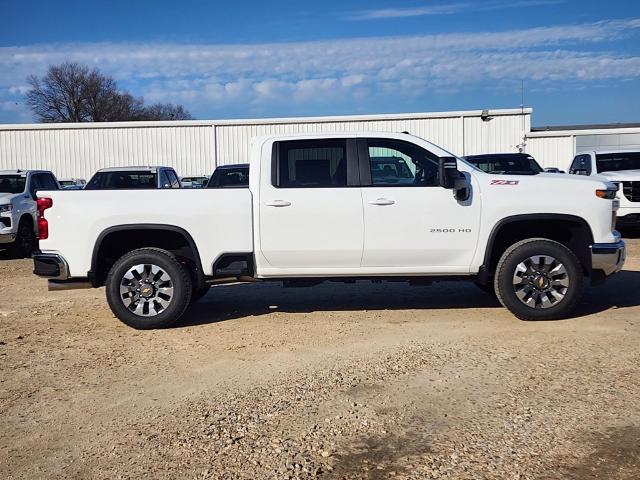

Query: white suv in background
[0,170,61,256]
[569,151,640,228]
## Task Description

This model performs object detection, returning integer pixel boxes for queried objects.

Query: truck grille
[622,181,640,203]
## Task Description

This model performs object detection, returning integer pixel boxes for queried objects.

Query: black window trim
[358,137,441,188]
[271,138,359,189]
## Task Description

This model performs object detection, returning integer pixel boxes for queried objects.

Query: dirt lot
[1,238,639,480]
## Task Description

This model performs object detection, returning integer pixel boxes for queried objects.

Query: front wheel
[495,238,584,321]
[10,219,36,258]
[105,248,192,329]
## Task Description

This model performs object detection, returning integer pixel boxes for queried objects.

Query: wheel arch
[90,224,204,288]
[481,214,594,280]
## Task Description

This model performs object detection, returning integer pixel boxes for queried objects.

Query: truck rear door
[258,138,363,269]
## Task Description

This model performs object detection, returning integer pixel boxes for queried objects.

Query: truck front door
[359,138,481,272]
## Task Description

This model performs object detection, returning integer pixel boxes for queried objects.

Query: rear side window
[274,140,347,188]
[86,171,157,189]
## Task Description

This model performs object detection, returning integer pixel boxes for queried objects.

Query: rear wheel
[495,238,584,320]
[10,218,36,258]
[106,248,192,329]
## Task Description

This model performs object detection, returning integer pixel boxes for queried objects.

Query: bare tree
[25,62,193,122]
[26,63,89,122]
[139,103,193,121]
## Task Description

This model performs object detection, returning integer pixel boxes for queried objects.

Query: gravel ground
[1,237,639,479]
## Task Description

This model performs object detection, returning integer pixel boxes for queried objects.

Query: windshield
[207,167,249,188]
[466,155,542,175]
[596,152,640,173]
[85,171,157,190]
[0,175,27,194]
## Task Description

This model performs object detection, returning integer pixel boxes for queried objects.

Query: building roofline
[0,108,532,131]
[532,122,640,132]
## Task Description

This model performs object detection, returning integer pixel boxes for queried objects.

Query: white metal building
[1,108,639,178]
[0,108,531,178]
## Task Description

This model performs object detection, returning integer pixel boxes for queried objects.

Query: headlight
[0,204,12,213]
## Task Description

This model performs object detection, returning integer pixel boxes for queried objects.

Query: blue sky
[1,0,640,125]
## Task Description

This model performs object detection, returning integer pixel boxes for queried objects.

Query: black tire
[495,238,584,321]
[105,248,192,329]
[190,284,211,304]
[9,217,37,258]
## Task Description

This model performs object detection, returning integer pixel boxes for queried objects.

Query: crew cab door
[258,138,363,269]
[358,138,481,272]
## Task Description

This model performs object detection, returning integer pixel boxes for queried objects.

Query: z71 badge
[490,179,520,185]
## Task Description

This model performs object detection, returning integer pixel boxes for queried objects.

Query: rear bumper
[590,239,626,276]
[33,252,70,280]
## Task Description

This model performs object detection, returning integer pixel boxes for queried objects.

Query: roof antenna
[516,80,527,153]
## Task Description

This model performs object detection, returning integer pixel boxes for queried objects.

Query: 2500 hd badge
[430,228,473,233]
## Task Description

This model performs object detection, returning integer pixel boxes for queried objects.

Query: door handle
[368,198,395,206]
[265,200,292,207]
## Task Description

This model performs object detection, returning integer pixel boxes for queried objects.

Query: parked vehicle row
[32,132,625,329]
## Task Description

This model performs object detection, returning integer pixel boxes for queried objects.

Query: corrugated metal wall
[0,109,531,178]
[526,135,576,169]
[0,124,214,179]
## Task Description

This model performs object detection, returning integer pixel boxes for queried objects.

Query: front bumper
[590,239,626,276]
[33,252,70,280]
[0,233,16,244]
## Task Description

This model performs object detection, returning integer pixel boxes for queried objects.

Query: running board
[48,280,93,291]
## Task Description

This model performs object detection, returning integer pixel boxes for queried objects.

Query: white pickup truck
[568,150,640,227]
[32,132,625,329]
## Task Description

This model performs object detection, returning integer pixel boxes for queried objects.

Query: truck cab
[0,169,60,256]
[568,151,640,227]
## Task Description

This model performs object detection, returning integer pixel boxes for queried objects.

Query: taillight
[37,197,53,239]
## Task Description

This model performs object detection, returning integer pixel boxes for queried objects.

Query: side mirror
[439,157,470,201]
[438,157,459,189]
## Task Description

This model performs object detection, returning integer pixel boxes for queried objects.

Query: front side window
[367,139,439,186]
[596,152,640,173]
[41,174,59,190]
[275,140,347,188]
[570,155,591,175]
[0,175,27,194]
[85,171,157,190]
[166,170,181,188]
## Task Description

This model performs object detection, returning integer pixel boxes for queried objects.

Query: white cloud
[347,0,566,21]
[0,18,639,119]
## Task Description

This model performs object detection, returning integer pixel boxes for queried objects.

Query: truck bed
[39,189,253,277]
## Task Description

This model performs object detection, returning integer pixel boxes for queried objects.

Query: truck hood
[595,169,640,181]
[0,192,19,204]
